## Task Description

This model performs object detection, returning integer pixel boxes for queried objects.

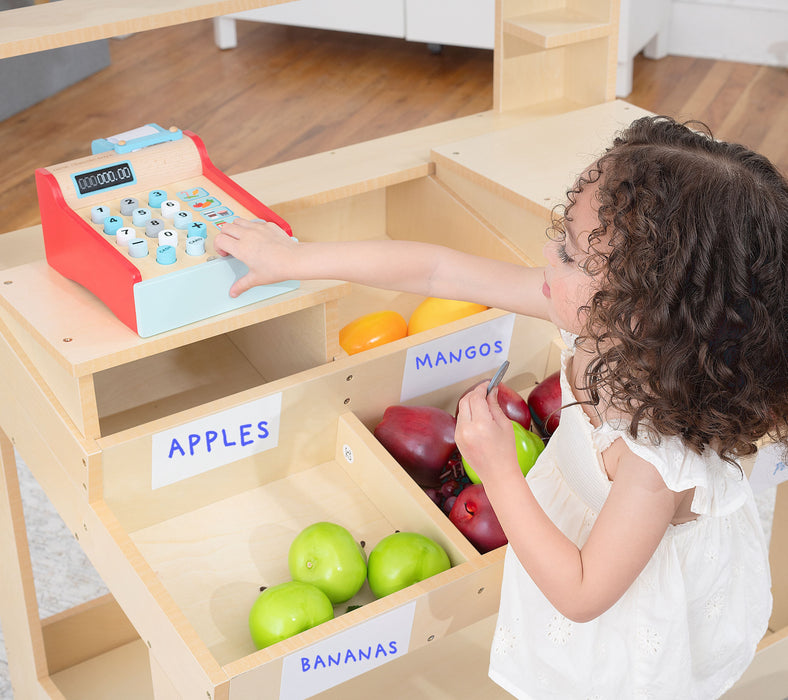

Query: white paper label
[279,601,416,700]
[749,442,788,494]
[400,314,516,402]
[151,393,282,489]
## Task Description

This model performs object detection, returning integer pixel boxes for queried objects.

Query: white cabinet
[214,0,495,50]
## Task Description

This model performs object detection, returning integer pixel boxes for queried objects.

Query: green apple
[248,580,334,649]
[462,420,544,484]
[367,531,451,598]
[288,522,367,604]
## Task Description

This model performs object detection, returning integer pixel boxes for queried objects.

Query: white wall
[667,0,788,66]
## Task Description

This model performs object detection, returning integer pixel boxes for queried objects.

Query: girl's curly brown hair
[555,116,788,464]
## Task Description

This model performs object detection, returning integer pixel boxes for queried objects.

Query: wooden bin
[0,302,562,698]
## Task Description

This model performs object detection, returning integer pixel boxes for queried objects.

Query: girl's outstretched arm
[455,383,686,623]
[214,219,550,320]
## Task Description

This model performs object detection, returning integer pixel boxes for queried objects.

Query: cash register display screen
[72,161,136,197]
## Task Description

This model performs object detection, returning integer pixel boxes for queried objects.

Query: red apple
[455,381,531,431]
[374,405,457,488]
[527,371,562,436]
[448,484,507,554]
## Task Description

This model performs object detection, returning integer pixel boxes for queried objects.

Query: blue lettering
[494,340,504,353]
[221,429,237,447]
[465,346,477,359]
[188,433,200,456]
[314,654,326,669]
[375,643,387,658]
[328,652,341,667]
[435,351,447,366]
[239,423,253,447]
[774,461,787,475]
[301,657,310,672]
[449,349,463,363]
[415,354,432,370]
[206,430,218,452]
[389,641,398,655]
[168,438,186,459]
[480,342,491,356]
[257,420,269,439]
[358,646,371,661]
[344,649,357,664]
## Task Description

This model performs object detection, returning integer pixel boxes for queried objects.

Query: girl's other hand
[214,218,298,297]
[455,383,522,486]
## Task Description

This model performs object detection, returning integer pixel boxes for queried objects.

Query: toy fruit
[455,380,531,431]
[339,310,408,355]
[407,297,488,335]
[461,420,544,484]
[367,532,451,598]
[374,405,457,488]
[288,522,368,604]
[248,581,334,649]
[449,484,508,553]
[528,371,562,436]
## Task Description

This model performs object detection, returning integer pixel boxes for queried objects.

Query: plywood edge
[0,0,294,59]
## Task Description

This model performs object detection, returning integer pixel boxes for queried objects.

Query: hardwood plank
[0,20,784,241]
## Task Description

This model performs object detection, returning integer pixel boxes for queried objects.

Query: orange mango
[339,310,408,355]
[407,298,488,335]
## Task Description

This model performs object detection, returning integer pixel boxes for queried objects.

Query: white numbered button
[128,238,149,258]
[160,200,180,219]
[158,229,178,248]
[90,205,111,224]
[116,227,136,247]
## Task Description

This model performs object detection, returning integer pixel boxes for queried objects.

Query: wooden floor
[0,18,786,236]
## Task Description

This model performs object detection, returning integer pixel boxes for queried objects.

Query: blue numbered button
[145,218,165,238]
[128,238,149,258]
[119,197,138,216]
[186,221,208,239]
[103,216,123,236]
[132,207,152,226]
[156,245,177,265]
[173,210,193,229]
[90,205,111,224]
[148,190,167,208]
[186,236,206,256]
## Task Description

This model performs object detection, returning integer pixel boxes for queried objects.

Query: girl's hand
[455,383,522,486]
[214,218,299,297]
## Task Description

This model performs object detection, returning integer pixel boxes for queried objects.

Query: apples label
[279,601,416,699]
[150,393,282,489]
[749,441,788,494]
[400,313,515,402]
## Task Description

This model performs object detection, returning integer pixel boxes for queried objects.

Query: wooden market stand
[0,2,785,698]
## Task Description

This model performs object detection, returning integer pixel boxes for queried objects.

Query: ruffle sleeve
[593,424,749,517]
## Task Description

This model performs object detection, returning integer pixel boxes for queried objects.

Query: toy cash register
[36,123,299,337]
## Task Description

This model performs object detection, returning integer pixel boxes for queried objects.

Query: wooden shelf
[503,9,612,49]
[0,0,293,59]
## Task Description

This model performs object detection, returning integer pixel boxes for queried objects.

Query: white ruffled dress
[488,335,772,700]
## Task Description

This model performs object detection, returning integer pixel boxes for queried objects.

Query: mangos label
[150,393,282,489]
[279,601,416,700]
[400,313,516,402]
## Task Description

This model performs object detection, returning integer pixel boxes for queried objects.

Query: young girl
[216,116,787,699]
